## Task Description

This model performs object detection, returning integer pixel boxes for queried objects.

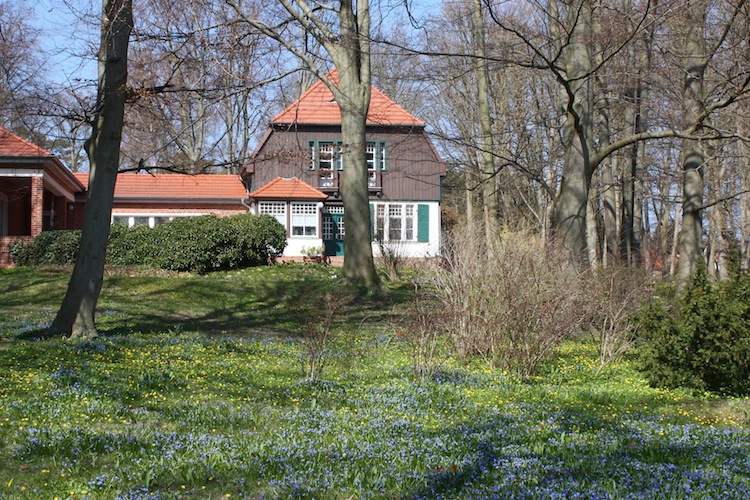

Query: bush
[637,266,750,395]
[129,214,286,273]
[10,230,81,266]
[586,267,649,373]
[107,223,154,267]
[426,228,588,381]
[11,214,286,274]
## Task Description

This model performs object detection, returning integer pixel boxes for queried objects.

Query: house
[0,126,247,267]
[242,69,446,259]
[0,126,85,266]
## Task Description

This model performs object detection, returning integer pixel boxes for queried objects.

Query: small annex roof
[1,126,85,195]
[73,173,247,200]
[272,69,424,127]
[249,177,327,201]
[0,126,55,158]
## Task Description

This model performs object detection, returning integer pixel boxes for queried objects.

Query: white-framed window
[111,214,193,228]
[258,201,287,227]
[374,203,415,242]
[310,141,342,171]
[310,140,385,172]
[291,202,318,237]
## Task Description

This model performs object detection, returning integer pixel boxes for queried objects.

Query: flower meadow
[1,267,750,499]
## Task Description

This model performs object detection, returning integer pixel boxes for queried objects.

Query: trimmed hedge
[637,266,750,396]
[11,214,287,273]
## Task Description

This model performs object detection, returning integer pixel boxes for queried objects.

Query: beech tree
[227,0,380,287]
[46,0,133,338]
[0,0,44,131]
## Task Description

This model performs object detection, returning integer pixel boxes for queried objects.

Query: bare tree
[46,0,133,338]
[0,0,44,130]
[227,0,381,287]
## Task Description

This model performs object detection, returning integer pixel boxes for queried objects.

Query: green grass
[1,265,750,499]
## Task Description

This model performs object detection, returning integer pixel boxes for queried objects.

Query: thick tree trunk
[554,0,594,259]
[677,0,706,284]
[46,0,132,338]
[335,0,379,287]
[340,104,379,287]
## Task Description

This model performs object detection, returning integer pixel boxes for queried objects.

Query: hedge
[10,214,287,274]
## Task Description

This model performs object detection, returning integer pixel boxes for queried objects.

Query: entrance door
[322,206,344,256]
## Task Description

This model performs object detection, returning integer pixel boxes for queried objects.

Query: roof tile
[74,173,247,199]
[0,126,54,157]
[249,177,327,200]
[272,69,424,126]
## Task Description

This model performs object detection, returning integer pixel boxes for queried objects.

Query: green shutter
[417,204,429,242]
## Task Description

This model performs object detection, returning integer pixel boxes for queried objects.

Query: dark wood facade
[243,124,445,202]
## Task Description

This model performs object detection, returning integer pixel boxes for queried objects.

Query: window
[310,141,342,171]
[310,141,385,172]
[111,214,190,228]
[291,202,318,237]
[258,202,286,227]
[374,203,415,242]
[365,141,387,171]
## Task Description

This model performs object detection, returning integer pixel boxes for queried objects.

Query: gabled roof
[272,69,424,127]
[0,126,85,195]
[0,126,55,158]
[73,173,247,200]
[249,177,327,200]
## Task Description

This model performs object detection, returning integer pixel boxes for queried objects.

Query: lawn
[1,265,750,499]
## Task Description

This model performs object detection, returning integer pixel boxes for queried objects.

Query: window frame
[110,213,200,228]
[258,201,287,230]
[290,202,319,238]
[310,140,385,172]
[372,202,416,242]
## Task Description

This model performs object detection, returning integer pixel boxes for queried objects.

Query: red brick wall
[0,236,32,267]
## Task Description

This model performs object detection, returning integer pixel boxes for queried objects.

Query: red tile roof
[272,69,425,126]
[249,177,327,200]
[0,126,55,157]
[73,173,247,200]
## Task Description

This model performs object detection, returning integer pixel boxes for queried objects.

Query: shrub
[107,223,154,267]
[426,228,588,381]
[10,230,81,266]
[637,266,750,395]
[394,284,453,383]
[11,214,286,274]
[585,267,649,373]
[138,214,286,273]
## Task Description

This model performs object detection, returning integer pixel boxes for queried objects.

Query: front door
[322,206,344,256]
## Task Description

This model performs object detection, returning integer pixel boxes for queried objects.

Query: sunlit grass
[1,266,749,498]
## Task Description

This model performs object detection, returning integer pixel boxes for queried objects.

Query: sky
[29,0,439,88]
[29,0,99,86]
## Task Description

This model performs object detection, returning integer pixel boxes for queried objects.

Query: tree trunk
[677,0,707,284]
[46,0,132,338]
[554,0,594,259]
[472,0,499,247]
[334,0,380,287]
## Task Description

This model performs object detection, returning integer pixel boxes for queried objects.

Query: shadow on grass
[2,264,411,340]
